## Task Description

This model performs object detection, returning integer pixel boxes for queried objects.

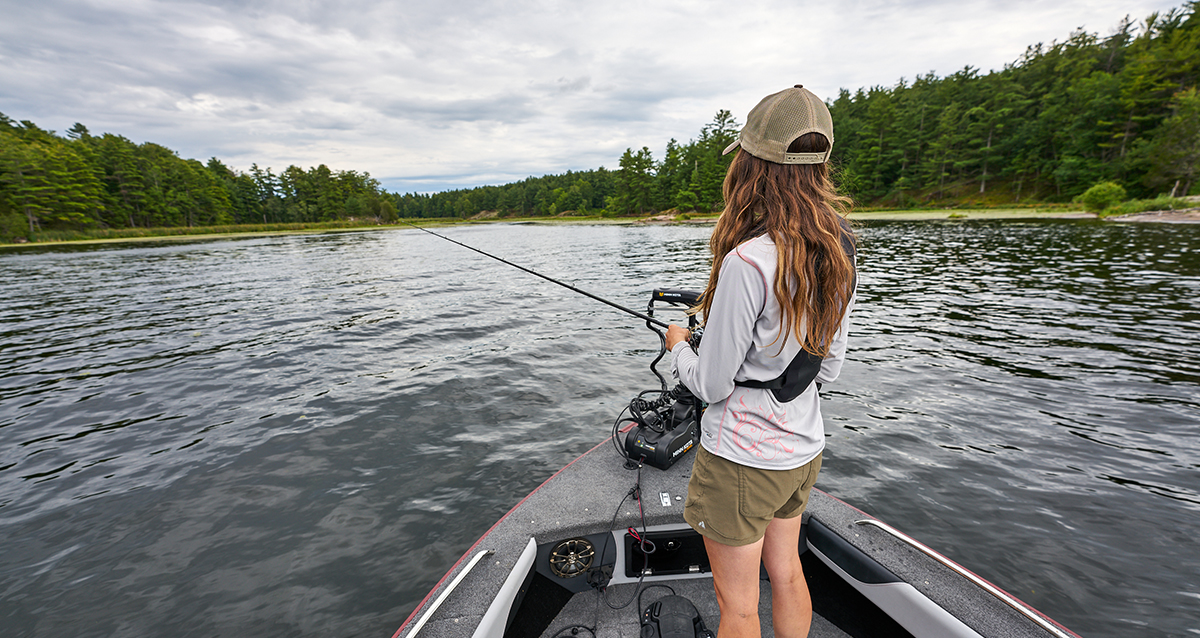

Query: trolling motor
[614,289,706,471]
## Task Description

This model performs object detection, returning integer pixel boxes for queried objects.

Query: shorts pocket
[737,464,787,519]
[683,447,714,510]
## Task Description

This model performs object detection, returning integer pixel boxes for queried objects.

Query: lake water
[1,221,1197,637]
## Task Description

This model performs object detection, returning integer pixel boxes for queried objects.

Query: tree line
[829,1,1200,205]
[0,105,738,242]
[393,109,739,219]
[3,1,1197,242]
[0,118,395,241]
[391,1,1199,216]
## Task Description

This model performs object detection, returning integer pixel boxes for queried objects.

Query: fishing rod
[400,217,704,472]
[398,218,671,329]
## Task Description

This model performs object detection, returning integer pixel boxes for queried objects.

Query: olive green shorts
[683,446,822,547]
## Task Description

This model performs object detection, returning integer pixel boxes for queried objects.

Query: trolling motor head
[613,289,706,471]
[622,384,701,470]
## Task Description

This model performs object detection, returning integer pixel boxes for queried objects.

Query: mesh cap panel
[724,85,834,164]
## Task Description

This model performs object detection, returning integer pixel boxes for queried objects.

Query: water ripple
[1,221,1198,637]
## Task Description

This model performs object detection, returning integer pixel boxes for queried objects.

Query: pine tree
[611,147,656,214]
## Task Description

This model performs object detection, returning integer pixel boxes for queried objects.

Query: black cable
[647,320,670,391]
[603,464,657,610]
[551,580,606,638]
[613,387,678,461]
[612,406,635,459]
[629,390,669,434]
[593,482,633,593]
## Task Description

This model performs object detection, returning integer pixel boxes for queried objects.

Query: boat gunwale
[392,436,618,638]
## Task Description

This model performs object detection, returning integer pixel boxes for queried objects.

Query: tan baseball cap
[723,85,834,164]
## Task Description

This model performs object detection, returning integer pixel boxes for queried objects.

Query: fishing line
[398,218,670,329]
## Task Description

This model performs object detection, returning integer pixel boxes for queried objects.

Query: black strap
[735,348,825,402]
[734,227,856,403]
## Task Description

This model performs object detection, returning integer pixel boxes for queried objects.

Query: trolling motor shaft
[645,289,703,392]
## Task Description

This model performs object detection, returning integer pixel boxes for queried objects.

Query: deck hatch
[624,529,711,577]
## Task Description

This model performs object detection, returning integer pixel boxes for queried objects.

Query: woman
[664,85,856,638]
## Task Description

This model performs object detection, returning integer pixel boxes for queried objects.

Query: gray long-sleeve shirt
[671,234,855,470]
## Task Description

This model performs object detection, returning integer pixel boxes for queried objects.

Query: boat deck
[540,575,860,638]
[396,436,1066,638]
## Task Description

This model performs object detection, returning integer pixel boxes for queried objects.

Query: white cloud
[0,0,1185,193]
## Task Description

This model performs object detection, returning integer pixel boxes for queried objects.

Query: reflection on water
[0,221,1197,637]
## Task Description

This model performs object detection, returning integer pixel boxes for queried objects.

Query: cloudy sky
[0,0,1185,193]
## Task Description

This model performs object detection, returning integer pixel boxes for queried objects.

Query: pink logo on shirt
[729,397,796,460]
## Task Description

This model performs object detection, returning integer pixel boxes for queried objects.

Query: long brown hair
[698,133,855,357]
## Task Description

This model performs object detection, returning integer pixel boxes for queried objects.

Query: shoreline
[1103,207,1200,223]
[5,208,1198,249]
[521,208,1096,225]
[849,209,1096,221]
[0,226,390,248]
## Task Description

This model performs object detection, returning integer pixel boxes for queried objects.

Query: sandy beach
[1104,208,1200,223]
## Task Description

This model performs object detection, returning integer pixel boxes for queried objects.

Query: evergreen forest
[2,1,1198,243]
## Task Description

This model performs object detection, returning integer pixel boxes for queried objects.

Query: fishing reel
[613,289,706,471]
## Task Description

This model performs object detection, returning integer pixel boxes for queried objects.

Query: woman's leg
[703,535,765,638]
[760,514,812,638]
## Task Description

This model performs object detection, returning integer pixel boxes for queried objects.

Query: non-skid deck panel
[398,438,1072,638]
[396,438,694,638]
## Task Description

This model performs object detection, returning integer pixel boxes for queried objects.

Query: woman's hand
[665,324,692,352]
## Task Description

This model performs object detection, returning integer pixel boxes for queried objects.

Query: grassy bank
[1095,196,1198,218]
[0,219,450,248]
[847,207,1091,221]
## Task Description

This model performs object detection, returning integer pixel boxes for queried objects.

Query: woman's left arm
[671,250,766,404]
